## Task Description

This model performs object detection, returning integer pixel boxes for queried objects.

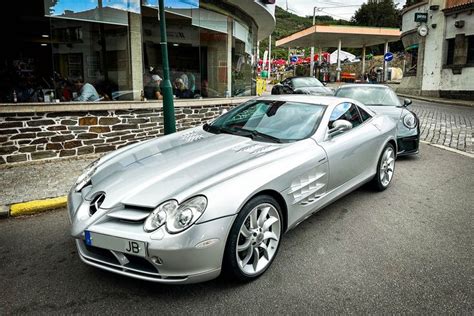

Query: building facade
[399,0,474,99]
[0,0,275,104]
[0,1,276,165]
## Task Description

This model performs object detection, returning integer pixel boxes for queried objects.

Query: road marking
[420,141,474,158]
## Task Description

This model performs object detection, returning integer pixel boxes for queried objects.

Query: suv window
[329,102,363,129]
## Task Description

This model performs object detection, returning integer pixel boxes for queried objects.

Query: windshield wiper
[240,128,282,143]
[203,123,237,135]
[204,124,282,143]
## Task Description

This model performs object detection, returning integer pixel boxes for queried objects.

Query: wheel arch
[247,189,288,233]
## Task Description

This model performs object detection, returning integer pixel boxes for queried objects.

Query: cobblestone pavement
[0,155,98,206]
[408,99,473,154]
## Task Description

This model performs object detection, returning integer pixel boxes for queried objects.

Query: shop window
[232,20,257,97]
[446,38,455,65]
[468,36,474,64]
[404,45,418,76]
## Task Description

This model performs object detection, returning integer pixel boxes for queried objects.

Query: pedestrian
[369,67,377,84]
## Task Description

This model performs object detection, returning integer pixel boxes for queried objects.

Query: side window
[357,106,372,122]
[329,102,363,130]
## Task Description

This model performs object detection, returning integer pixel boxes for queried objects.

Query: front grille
[81,240,161,277]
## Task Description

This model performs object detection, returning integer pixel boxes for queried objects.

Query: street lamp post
[310,7,318,78]
[158,0,176,134]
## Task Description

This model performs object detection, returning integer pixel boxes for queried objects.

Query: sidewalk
[0,154,99,216]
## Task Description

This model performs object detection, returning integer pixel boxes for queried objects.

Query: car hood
[366,105,404,121]
[85,127,286,209]
[294,87,333,96]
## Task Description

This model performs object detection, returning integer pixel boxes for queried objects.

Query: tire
[223,195,283,282]
[371,142,396,191]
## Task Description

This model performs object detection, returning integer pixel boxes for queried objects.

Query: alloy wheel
[380,146,395,187]
[236,203,281,276]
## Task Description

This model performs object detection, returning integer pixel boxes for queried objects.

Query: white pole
[384,40,389,82]
[268,35,272,80]
[362,45,366,82]
[336,39,341,82]
[310,7,317,78]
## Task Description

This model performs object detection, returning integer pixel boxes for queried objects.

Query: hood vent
[107,205,154,222]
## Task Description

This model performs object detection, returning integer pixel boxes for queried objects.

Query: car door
[319,102,379,191]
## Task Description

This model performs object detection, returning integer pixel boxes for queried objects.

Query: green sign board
[415,12,428,23]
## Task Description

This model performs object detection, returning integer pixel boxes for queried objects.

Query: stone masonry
[0,104,233,164]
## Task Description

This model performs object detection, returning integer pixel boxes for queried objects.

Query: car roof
[254,94,352,107]
[337,84,392,89]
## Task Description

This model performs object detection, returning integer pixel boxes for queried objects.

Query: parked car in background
[335,84,420,156]
[69,95,397,284]
[271,77,334,96]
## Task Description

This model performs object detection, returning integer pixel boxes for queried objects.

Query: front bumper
[397,135,420,156]
[68,189,236,284]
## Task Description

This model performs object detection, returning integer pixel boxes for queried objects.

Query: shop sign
[414,13,428,23]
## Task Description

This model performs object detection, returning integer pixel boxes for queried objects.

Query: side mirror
[329,119,352,137]
[322,82,327,86]
[403,98,412,107]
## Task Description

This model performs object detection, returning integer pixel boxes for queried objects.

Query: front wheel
[372,143,396,191]
[223,195,282,282]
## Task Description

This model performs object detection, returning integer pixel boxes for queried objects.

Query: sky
[275,0,406,21]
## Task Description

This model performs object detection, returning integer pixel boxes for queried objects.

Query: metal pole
[362,45,366,82]
[310,7,316,78]
[336,39,341,82]
[268,35,272,80]
[383,40,389,82]
[158,0,176,134]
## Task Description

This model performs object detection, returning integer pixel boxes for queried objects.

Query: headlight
[143,196,207,234]
[143,200,176,232]
[403,112,417,129]
[74,159,100,192]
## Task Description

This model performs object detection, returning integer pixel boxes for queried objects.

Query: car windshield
[204,100,326,143]
[335,86,400,106]
[292,77,324,88]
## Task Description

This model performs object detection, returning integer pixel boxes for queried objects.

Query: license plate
[85,231,147,257]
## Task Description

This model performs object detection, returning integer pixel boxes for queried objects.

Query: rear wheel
[223,195,282,282]
[372,143,396,191]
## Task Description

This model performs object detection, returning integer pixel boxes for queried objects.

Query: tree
[351,0,400,28]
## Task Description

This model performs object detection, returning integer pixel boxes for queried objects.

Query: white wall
[421,0,445,92]
[440,67,474,91]
[445,10,474,39]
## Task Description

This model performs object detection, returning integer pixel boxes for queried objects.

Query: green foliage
[351,0,401,28]
[260,6,350,60]
[404,0,424,8]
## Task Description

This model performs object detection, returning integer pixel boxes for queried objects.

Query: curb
[397,93,474,108]
[420,141,474,158]
[9,196,67,217]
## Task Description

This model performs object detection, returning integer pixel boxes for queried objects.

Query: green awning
[405,44,419,51]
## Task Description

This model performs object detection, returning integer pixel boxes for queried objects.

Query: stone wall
[0,103,235,164]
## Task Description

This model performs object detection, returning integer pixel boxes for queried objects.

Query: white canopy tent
[330,50,358,64]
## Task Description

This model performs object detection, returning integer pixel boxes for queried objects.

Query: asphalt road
[1,143,473,314]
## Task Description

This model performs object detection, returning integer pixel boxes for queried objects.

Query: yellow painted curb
[10,196,67,217]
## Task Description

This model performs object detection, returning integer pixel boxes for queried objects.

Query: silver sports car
[335,84,420,155]
[68,95,397,284]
